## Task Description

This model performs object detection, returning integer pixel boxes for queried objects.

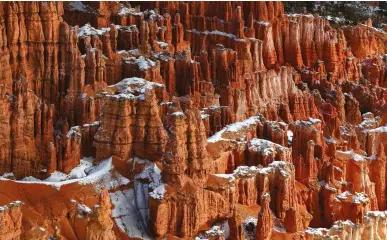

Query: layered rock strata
[0,1,386,239]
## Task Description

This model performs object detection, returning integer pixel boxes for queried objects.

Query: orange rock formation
[0,1,386,239]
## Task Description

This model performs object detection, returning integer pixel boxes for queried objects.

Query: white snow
[325,16,346,24]
[171,111,185,117]
[157,41,169,48]
[308,118,322,124]
[196,221,230,239]
[213,174,235,183]
[335,191,369,204]
[360,24,387,35]
[205,226,224,236]
[118,5,144,16]
[208,115,262,143]
[148,184,166,200]
[46,157,94,182]
[116,25,139,34]
[307,210,387,237]
[258,166,274,175]
[187,29,244,41]
[367,211,387,218]
[259,161,290,177]
[201,113,210,119]
[68,1,88,12]
[0,201,23,212]
[323,137,336,144]
[66,2,98,14]
[286,13,314,18]
[135,163,162,189]
[368,126,387,133]
[226,116,261,132]
[109,188,152,239]
[294,118,321,128]
[324,184,338,192]
[66,126,81,138]
[273,225,287,233]
[132,56,156,71]
[255,20,270,26]
[352,192,370,204]
[337,150,369,162]
[233,166,260,178]
[359,119,378,131]
[305,227,328,236]
[287,130,293,144]
[106,77,164,100]
[45,171,68,182]
[247,138,287,156]
[77,203,93,216]
[21,176,41,182]
[350,152,366,162]
[109,159,163,239]
[78,23,110,38]
[0,157,129,190]
[1,172,15,179]
[336,190,352,200]
[83,121,100,128]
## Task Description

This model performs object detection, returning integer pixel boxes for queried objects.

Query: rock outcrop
[86,189,116,240]
[256,193,273,240]
[0,1,386,239]
[0,201,23,240]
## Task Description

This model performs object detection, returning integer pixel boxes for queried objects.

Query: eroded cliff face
[0,201,23,240]
[0,2,87,179]
[0,1,387,239]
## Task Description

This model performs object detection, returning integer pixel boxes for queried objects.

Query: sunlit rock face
[0,1,386,239]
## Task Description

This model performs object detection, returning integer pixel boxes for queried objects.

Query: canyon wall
[0,1,386,239]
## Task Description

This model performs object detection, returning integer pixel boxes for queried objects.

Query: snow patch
[0,201,23,212]
[368,126,387,133]
[76,203,93,217]
[213,174,235,184]
[134,56,156,71]
[187,29,244,42]
[308,117,322,124]
[118,5,144,16]
[109,159,163,239]
[148,184,166,200]
[106,77,164,100]
[287,130,293,145]
[325,15,346,24]
[233,166,260,178]
[109,188,152,239]
[157,41,169,48]
[1,157,129,190]
[305,227,329,236]
[323,137,336,144]
[337,150,369,162]
[66,2,98,14]
[255,20,270,26]
[335,191,369,204]
[78,23,110,38]
[66,126,81,138]
[208,115,262,143]
[247,138,288,156]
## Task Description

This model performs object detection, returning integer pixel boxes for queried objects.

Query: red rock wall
[0,201,23,239]
[0,1,386,239]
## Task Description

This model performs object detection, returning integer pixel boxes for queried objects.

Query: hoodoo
[0,1,386,239]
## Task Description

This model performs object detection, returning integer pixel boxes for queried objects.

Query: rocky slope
[0,1,386,239]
